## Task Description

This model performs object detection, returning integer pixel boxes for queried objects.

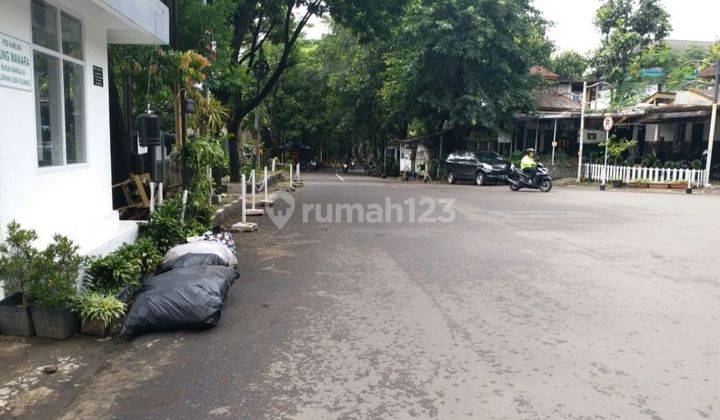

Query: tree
[176,0,409,181]
[549,51,589,79]
[592,0,671,103]
[382,0,551,136]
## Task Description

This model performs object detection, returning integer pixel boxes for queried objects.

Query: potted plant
[27,235,85,340]
[0,222,38,336]
[76,292,126,337]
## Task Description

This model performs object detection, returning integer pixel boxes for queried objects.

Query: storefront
[0,0,168,254]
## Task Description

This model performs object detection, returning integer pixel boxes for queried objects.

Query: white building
[0,0,169,256]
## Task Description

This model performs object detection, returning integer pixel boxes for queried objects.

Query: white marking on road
[336,173,345,182]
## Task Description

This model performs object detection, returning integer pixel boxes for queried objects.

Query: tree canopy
[549,51,589,80]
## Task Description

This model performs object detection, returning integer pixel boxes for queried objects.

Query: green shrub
[118,237,163,276]
[75,292,126,329]
[138,197,190,253]
[86,252,142,294]
[691,159,703,170]
[0,221,39,305]
[26,235,86,310]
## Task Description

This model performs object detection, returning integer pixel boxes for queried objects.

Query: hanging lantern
[137,112,161,146]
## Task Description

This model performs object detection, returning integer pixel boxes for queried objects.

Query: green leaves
[592,0,671,104]
[76,292,126,329]
[549,51,589,80]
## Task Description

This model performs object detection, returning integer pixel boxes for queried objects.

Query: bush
[86,252,142,294]
[691,159,703,170]
[138,198,191,253]
[26,235,86,310]
[75,292,126,329]
[0,221,38,304]
[118,237,163,276]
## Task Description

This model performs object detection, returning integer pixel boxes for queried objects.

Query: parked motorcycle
[507,163,553,193]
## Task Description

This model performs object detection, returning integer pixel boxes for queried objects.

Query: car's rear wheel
[475,172,485,186]
[447,172,455,184]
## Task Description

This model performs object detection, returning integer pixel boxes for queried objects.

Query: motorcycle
[507,163,553,193]
[342,162,350,173]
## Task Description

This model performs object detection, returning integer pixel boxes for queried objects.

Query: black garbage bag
[120,266,239,338]
[120,283,223,338]
[143,266,238,300]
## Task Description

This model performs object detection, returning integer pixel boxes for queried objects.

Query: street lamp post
[577,81,613,182]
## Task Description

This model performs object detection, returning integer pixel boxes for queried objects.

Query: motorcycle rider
[521,148,538,185]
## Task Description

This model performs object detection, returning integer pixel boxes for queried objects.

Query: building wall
[0,0,130,252]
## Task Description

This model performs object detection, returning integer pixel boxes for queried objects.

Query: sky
[536,0,720,54]
[302,0,720,54]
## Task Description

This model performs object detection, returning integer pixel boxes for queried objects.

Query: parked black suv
[445,151,510,185]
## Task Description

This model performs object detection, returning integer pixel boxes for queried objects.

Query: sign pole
[601,115,613,191]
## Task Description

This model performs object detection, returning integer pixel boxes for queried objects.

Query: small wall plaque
[93,65,103,87]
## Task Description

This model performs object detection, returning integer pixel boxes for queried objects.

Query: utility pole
[704,60,720,186]
[577,81,587,181]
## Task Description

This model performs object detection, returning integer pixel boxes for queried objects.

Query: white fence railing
[583,164,705,186]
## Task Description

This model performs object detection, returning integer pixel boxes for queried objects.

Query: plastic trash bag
[120,266,239,338]
[162,241,237,271]
[120,283,223,338]
[143,266,238,300]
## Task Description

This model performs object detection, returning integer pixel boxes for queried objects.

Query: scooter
[507,163,553,193]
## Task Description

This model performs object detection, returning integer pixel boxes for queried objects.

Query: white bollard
[158,182,164,205]
[242,174,247,223]
[247,170,264,216]
[264,167,269,203]
[149,182,156,214]
[272,158,276,172]
[180,190,188,224]
[289,164,294,188]
[294,162,303,187]
[251,170,256,209]
[231,174,257,232]
[260,166,274,207]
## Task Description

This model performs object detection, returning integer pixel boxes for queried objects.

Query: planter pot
[649,183,670,190]
[669,183,687,190]
[629,183,648,189]
[30,307,79,340]
[0,293,35,337]
[81,319,110,337]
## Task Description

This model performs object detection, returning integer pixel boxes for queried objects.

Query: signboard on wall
[0,32,32,91]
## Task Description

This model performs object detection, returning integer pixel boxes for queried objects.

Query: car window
[475,152,503,162]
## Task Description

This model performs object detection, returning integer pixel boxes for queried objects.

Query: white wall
[0,0,129,251]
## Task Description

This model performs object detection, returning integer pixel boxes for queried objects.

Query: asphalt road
[93,172,719,419]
